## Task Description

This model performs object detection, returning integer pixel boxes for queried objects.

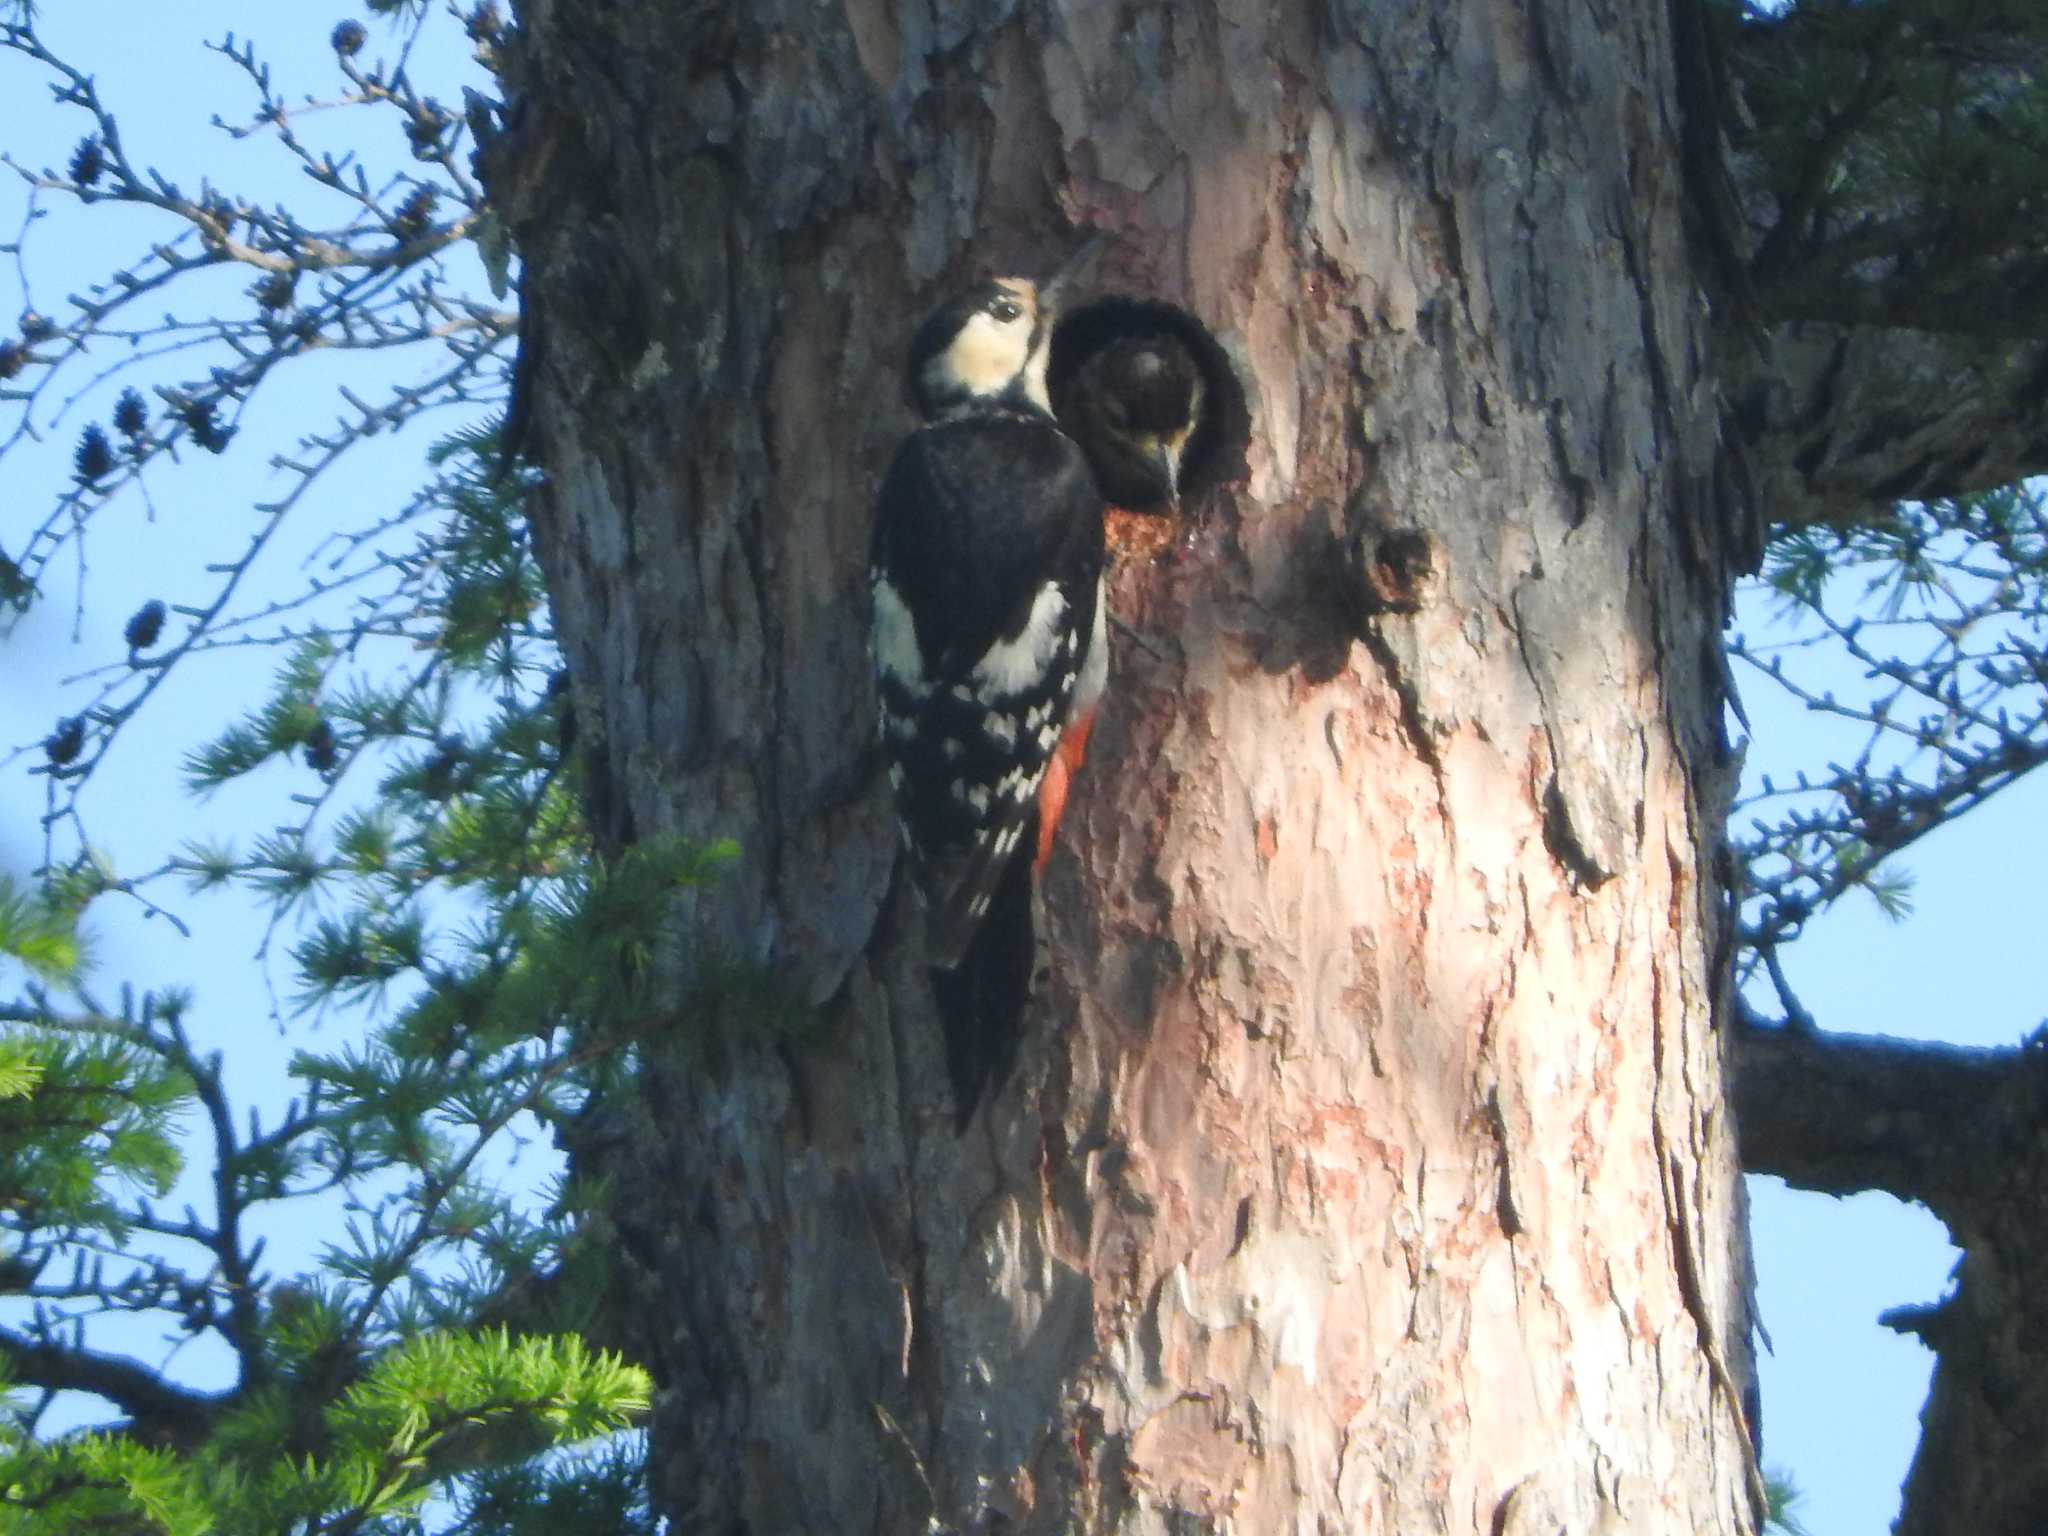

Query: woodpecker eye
[989,298,1023,323]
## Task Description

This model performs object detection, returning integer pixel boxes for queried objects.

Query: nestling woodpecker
[1053,329,1206,511]
[870,246,1106,1124]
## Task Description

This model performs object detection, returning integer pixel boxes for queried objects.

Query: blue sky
[4,7,2034,1532]
[1,0,497,1405]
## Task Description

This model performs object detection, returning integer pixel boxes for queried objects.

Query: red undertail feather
[1034,706,1097,875]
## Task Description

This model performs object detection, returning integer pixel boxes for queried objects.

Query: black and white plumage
[870,267,1107,1124]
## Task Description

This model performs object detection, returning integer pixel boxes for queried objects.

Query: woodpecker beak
[1037,233,1106,317]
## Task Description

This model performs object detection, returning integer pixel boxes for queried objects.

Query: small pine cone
[181,398,233,454]
[391,185,439,240]
[406,102,448,153]
[253,271,297,311]
[304,718,339,774]
[0,340,24,382]
[125,599,167,651]
[74,424,113,483]
[45,716,86,767]
[18,312,55,342]
[113,387,148,438]
[68,137,105,188]
[331,19,367,56]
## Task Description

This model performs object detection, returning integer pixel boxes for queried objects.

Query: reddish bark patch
[1254,810,1279,864]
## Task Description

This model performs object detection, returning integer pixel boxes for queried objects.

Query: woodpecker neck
[930,398,1056,429]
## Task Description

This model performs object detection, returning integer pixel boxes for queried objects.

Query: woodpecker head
[1055,332,1204,510]
[907,239,1103,421]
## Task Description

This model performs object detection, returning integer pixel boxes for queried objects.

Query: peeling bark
[494,1,1758,1530]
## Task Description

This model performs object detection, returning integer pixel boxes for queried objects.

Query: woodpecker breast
[869,394,1104,969]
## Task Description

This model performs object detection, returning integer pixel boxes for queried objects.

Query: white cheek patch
[972,584,1069,695]
[871,576,928,698]
[936,310,1031,399]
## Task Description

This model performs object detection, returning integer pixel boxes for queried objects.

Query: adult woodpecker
[1053,329,1206,511]
[870,245,1106,1124]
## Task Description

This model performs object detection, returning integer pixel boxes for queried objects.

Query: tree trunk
[496,1,1760,1530]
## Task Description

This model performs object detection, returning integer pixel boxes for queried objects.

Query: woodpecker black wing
[870,412,1105,971]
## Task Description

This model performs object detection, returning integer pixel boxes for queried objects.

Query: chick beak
[1037,232,1106,317]
[1152,441,1183,513]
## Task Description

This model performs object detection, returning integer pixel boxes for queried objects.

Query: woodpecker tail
[928,834,1036,1129]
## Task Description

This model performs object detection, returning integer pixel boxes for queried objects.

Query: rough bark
[1732,1021,2009,1212]
[1726,324,2048,532]
[495,1,1759,1531]
[1735,1022,2048,1536]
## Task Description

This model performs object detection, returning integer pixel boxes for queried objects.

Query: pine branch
[0,1326,228,1452]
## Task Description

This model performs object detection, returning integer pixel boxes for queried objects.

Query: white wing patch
[1071,573,1108,719]
[871,575,928,698]
[972,583,1069,697]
